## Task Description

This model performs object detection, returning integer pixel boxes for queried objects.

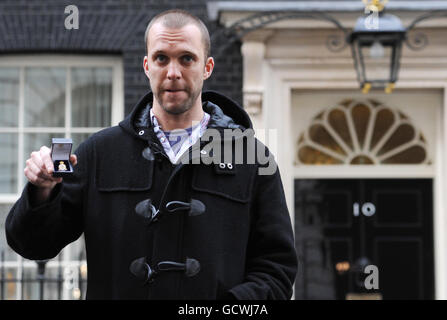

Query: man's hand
[24,146,77,204]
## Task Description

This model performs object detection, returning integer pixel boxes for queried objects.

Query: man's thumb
[70,154,78,166]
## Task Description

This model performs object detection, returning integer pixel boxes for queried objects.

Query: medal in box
[51,138,73,177]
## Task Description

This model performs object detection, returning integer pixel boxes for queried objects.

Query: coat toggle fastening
[129,257,201,284]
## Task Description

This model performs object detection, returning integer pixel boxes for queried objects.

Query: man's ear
[143,56,150,79]
[203,57,214,80]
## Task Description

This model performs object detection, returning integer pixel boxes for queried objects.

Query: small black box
[51,138,73,177]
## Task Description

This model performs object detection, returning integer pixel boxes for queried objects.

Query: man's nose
[167,62,181,80]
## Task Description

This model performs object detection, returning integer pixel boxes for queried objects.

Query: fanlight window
[296,99,429,165]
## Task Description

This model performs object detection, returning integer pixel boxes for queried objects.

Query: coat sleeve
[5,141,89,260]
[228,155,298,300]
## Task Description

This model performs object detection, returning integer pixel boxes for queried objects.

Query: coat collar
[118,91,253,140]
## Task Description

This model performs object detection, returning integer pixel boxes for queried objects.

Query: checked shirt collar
[150,108,210,164]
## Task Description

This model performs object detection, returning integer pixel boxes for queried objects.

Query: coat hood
[119,90,253,137]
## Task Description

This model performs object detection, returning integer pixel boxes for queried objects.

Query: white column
[241,32,272,139]
[434,85,447,299]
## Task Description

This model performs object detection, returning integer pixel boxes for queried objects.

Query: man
[6,9,297,299]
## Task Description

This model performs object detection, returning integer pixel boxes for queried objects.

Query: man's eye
[182,55,193,63]
[156,55,167,62]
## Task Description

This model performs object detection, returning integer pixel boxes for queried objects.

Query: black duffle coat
[6,91,298,300]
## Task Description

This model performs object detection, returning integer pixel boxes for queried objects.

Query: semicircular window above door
[296,99,429,165]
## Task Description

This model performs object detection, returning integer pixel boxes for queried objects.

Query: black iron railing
[0,249,87,300]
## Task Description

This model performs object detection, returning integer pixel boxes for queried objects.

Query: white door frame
[260,58,447,299]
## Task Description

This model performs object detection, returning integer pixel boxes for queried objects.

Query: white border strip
[208,1,447,20]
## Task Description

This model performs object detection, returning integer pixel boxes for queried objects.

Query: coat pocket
[95,145,154,192]
[191,164,255,203]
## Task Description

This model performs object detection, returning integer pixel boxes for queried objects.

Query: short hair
[144,9,211,59]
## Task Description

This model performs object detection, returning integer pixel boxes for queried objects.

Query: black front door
[294,179,434,300]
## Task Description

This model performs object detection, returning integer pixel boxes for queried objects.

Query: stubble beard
[155,87,201,115]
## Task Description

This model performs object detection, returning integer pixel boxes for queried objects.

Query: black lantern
[348,10,406,93]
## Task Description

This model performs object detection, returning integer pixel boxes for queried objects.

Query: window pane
[378,124,415,156]
[0,203,18,261]
[351,104,370,149]
[71,133,94,152]
[309,124,346,156]
[328,109,353,150]
[22,266,38,300]
[43,267,64,300]
[0,134,18,193]
[361,45,393,82]
[371,108,395,150]
[71,68,112,127]
[298,145,343,165]
[24,133,65,156]
[0,68,19,127]
[382,145,426,164]
[0,267,17,300]
[25,68,65,127]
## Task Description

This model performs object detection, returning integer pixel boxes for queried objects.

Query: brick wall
[0,0,243,114]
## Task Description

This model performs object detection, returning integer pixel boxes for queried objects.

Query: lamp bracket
[405,10,447,51]
[212,9,447,54]
[211,11,349,55]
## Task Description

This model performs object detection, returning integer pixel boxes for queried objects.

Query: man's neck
[152,101,204,131]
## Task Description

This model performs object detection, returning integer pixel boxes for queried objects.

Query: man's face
[143,23,214,115]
